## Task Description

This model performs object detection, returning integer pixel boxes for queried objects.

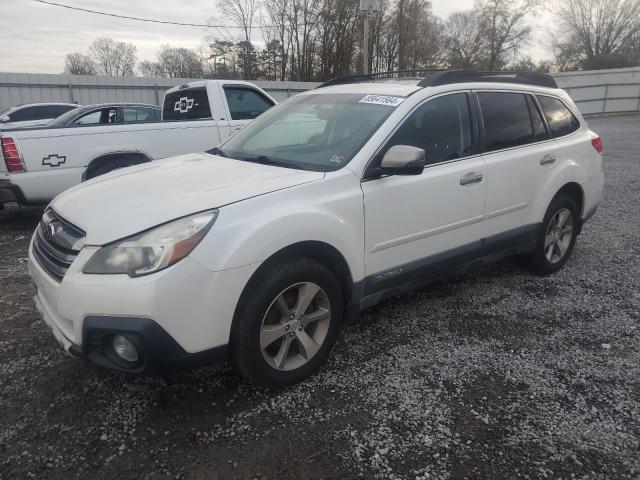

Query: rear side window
[479,92,538,151]
[382,93,472,165]
[224,87,274,120]
[163,88,211,121]
[536,95,580,137]
[122,107,160,123]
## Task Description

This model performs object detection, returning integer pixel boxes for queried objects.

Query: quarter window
[381,93,472,166]
[536,95,580,137]
[224,87,274,120]
[479,92,541,151]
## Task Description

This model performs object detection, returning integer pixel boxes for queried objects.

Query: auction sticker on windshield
[359,95,405,107]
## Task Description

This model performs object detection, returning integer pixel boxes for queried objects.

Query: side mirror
[0,115,10,123]
[380,145,426,176]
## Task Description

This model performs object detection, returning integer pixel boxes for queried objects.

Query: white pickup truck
[0,80,276,210]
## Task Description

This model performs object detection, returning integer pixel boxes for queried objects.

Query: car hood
[51,152,324,244]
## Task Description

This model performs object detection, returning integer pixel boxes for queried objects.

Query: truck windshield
[215,93,400,172]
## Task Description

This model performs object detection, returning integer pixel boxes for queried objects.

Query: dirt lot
[1,114,639,480]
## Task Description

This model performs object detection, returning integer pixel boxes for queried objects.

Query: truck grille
[32,209,85,282]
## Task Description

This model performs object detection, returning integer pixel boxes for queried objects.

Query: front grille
[32,209,85,282]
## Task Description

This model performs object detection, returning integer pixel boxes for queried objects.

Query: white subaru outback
[29,70,604,386]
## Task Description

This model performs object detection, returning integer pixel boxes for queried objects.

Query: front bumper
[34,304,228,374]
[28,235,260,374]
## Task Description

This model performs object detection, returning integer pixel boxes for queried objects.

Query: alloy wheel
[260,282,332,371]
[544,207,574,264]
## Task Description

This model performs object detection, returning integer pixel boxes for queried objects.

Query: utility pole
[360,0,380,75]
[363,8,369,74]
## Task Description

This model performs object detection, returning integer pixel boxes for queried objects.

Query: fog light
[112,335,138,363]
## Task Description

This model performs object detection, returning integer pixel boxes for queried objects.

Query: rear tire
[528,194,579,275]
[230,256,343,387]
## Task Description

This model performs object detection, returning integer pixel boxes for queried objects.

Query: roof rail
[316,69,557,89]
[417,70,557,88]
[316,69,444,88]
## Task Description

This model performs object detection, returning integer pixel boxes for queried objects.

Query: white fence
[0,72,318,110]
[552,67,640,115]
[1,68,640,115]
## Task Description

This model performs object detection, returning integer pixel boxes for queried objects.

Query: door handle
[460,172,483,186]
[540,154,556,165]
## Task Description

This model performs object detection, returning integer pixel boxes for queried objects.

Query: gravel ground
[1,114,639,480]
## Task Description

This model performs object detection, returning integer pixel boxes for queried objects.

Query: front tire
[230,256,343,386]
[528,194,579,275]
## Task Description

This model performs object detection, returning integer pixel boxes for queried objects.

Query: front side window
[537,95,580,137]
[163,88,211,121]
[224,87,274,120]
[479,92,537,151]
[71,108,117,126]
[217,93,397,172]
[379,93,473,166]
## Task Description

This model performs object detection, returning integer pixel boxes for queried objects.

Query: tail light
[1,136,25,173]
[591,134,602,154]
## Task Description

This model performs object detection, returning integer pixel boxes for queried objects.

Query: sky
[0,0,552,74]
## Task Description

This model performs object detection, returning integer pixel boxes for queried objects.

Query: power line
[33,0,263,29]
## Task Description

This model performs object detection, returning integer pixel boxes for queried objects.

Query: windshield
[47,106,84,127]
[216,93,400,172]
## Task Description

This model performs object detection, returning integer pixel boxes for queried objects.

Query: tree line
[65,0,640,80]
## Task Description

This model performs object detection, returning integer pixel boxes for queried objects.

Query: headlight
[83,210,218,277]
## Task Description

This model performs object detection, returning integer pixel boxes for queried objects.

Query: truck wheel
[528,194,579,275]
[230,256,343,386]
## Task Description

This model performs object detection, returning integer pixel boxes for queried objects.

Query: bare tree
[552,0,640,69]
[444,10,487,68]
[218,0,259,79]
[64,53,96,75]
[89,37,137,76]
[477,0,536,70]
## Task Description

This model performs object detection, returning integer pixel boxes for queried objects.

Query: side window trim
[526,93,551,141]
[363,89,479,180]
[535,93,582,139]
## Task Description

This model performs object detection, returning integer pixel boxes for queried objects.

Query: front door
[361,92,487,297]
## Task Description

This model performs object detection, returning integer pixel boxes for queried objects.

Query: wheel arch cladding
[556,181,584,217]
[237,241,354,322]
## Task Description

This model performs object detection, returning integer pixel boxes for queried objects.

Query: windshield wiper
[239,155,306,170]
[207,146,227,157]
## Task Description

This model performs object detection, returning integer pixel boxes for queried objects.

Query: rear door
[476,90,555,252]
[219,84,275,136]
